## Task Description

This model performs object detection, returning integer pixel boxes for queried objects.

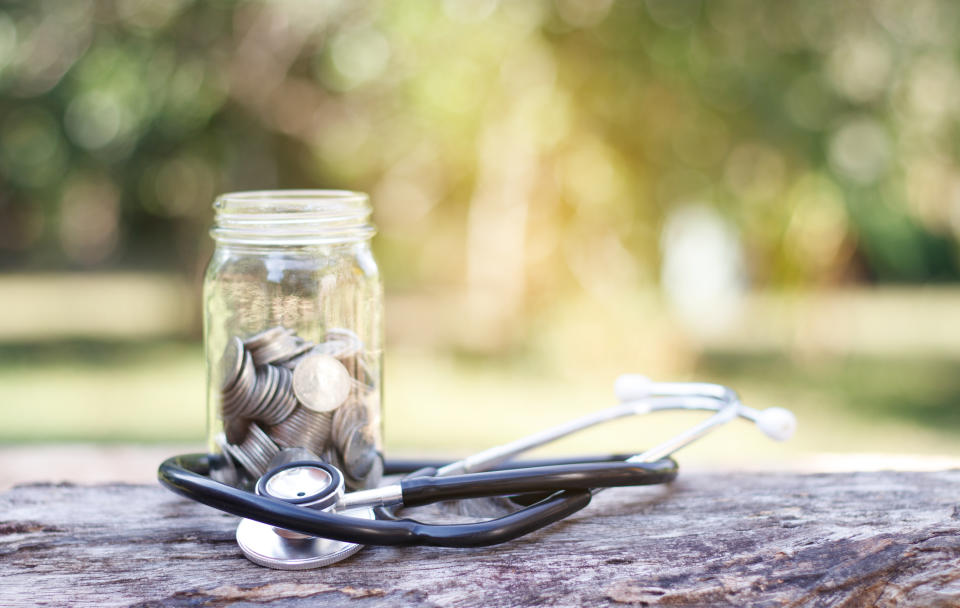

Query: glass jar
[203,190,383,491]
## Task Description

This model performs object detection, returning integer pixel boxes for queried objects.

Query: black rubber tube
[158,453,593,548]
[399,460,677,507]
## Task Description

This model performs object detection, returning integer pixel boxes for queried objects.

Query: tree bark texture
[2,471,959,607]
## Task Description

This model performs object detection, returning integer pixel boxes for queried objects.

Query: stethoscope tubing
[158,453,677,547]
[159,385,794,549]
[400,459,677,507]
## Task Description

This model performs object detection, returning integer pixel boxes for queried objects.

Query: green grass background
[2,339,957,466]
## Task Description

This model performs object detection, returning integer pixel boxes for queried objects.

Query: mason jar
[203,190,383,491]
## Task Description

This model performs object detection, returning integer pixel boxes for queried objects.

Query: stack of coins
[217,326,381,489]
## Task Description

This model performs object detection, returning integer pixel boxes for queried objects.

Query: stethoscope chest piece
[236,507,375,570]
[235,461,374,570]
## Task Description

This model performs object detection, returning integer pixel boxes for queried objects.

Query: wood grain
[2,471,959,607]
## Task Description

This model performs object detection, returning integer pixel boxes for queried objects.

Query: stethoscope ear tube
[159,453,602,547]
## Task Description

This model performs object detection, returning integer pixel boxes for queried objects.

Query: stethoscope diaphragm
[236,507,375,570]
[238,460,375,569]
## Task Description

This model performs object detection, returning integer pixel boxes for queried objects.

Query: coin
[268,447,321,470]
[244,326,293,350]
[224,415,250,444]
[251,333,308,366]
[332,399,368,447]
[248,364,280,420]
[220,336,245,390]
[243,423,280,474]
[223,422,281,479]
[243,367,276,417]
[257,366,298,425]
[364,455,383,488]
[211,434,240,486]
[315,328,363,359]
[341,424,377,480]
[292,353,351,413]
[221,435,260,479]
[222,351,256,417]
[322,445,342,472]
[276,338,315,364]
[267,406,332,453]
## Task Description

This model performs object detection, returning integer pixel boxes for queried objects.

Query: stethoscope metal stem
[437,386,746,477]
[338,484,403,510]
[436,401,652,477]
[627,397,741,464]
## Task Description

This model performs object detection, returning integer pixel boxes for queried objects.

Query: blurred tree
[0,0,957,305]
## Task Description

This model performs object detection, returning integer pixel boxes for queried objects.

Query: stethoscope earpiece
[613,374,653,401]
[754,407,797,442]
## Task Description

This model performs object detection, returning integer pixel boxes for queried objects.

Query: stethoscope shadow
[569,481,682,521]
[358,483,682,567]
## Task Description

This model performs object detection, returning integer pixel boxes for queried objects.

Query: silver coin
[279,346,327,371]
[292,354,351,413]
[258,366,298,425]
[255,370,284,425]
[251,333,304,366]
[332,399,368,447]
[222,348,253,398]
[239,349,256,385]
[250,338,281,366]
[267,406,333,452]
[220,336,245,390]
[224,415,250,444]
[314,328,363,360]
[223,350,255,401]
[268,447,321,470]
[240,367,276,419]
[249,364,280,420]
[279,356,303,371]
[239,422,280,476]
[221,351,256,418]
[274,338,315,365]
[326,327,364,345]
[266,408,302,448]
[221,437,261,479]
[354,356,377,391]
[367,455,383,487]
[340,424,377,481]
[297,408,332,454]
[211,434,240,486]
[244,326,293,350]
[322,445,342,473]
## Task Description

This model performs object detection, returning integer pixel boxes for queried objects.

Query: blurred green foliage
[1,338,958,460]
[2,0,959,453]
[1,0,959,290]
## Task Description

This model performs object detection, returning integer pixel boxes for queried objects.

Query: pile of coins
[217,326,381,490]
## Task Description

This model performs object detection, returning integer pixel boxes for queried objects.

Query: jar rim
[211,190,374,245]
[215,189,369,210]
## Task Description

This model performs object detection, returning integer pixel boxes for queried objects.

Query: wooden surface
[2,470,959,607]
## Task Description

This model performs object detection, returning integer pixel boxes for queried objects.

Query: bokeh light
[0,0,959,470]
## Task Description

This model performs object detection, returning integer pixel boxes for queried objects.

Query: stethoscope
[158,374,796,569]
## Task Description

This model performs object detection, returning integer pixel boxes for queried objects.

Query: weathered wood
[2,471,959,607]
